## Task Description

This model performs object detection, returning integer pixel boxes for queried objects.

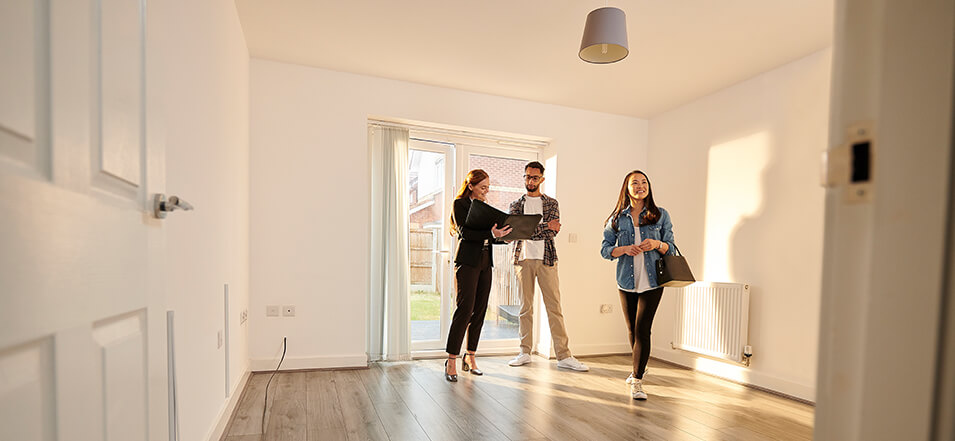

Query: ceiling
[234,1,833,119]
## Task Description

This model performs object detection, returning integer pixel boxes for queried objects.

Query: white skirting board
[205,369,252,441]
[250,354,368,372]
[651,347,816,403]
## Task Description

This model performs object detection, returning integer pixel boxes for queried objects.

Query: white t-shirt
[519,196,546,261]
[623,214,653,293]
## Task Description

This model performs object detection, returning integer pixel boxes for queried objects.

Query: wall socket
[599,304,613,314]
[568,232,579,243]
[266,305,280,317]
[239,309,248,324]
[283,305,296,317]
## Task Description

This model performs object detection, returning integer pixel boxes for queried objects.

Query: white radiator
[672,282,751,364]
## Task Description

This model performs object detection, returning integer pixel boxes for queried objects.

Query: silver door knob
[154,194,194,219]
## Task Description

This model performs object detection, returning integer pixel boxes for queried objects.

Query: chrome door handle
[154,194,194,219]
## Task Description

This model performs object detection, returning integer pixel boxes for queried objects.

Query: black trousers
[446,248,492,355]
[619,287,664,379]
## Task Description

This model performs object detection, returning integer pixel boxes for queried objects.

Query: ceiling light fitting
[579,7,629,64]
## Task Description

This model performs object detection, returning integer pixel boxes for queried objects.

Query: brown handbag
[655,244,696,288]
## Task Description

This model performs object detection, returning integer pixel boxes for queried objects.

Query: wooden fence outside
[411,229,521,324]
[410,229,435,288]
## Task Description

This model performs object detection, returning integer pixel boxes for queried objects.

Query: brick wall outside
[469,155,530,211]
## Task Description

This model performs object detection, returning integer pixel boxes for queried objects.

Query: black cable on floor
[261,336,287,434]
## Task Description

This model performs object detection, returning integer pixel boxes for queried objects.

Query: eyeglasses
[523,175,543,182]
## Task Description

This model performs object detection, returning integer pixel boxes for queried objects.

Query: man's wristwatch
[658,241,665,250]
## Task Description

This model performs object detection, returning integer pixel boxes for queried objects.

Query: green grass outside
[411,290,440,321]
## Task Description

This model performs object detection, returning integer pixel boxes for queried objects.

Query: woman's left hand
[491,223,513,239]
[636,238,659,252]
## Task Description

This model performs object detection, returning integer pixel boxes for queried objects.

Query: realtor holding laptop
[444,169,512,382]
[507,161,589,372]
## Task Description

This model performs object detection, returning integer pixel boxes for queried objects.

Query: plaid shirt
[509,194,559,266]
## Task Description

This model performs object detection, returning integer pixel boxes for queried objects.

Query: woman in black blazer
[444,169,511,382]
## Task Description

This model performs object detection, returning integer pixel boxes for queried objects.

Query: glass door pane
[408,141,454,351]
[459,146,539,348]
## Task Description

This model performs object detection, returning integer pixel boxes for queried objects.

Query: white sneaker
[508,353,532,366]
[625,369,647,384]
[556,356,590,372]
[630,378,648,400]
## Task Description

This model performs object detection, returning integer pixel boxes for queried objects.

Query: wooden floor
[220,355,814,441]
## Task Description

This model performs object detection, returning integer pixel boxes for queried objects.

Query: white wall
[161,1,250,440]
[647,49,831,401]
[249,59,648,368]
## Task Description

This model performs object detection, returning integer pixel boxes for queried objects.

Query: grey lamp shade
[579,7,629,64]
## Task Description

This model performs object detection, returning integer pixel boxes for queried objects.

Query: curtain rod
[368,119,549,148]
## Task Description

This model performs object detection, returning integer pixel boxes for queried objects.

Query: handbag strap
[669,243,683,256]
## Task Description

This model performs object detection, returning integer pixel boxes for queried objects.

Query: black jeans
[446,248,492,355]
[619,287,664,379]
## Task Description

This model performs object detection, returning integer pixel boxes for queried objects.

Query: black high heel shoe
[444,359,458,382]
[462,353,483,376]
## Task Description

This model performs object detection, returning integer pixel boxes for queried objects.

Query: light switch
[283,305,296,317]
[266,305,280,317]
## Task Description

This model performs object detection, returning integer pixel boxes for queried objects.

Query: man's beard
[526,184,538,192]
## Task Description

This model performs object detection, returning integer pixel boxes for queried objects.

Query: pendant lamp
[579,7,629,64]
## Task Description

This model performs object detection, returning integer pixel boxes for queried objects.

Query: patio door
[407,138,539,354]
[456,144,538,351]
[408,139,455,351]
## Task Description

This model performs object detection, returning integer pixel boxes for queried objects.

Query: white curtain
[368,126,412,361]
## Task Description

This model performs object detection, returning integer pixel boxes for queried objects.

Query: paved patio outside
[412,319,518,342]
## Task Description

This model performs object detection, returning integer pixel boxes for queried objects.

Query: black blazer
[452,197,499,267]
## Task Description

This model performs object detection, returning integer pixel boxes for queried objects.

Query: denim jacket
[600,206,676,290]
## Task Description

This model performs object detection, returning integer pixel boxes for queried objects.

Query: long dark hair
[449,169,489,235]
[605,170,661,231]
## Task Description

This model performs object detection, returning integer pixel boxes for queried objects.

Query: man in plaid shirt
[507,161,589,371]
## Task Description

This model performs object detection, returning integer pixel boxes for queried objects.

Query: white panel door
[0,1,168,441]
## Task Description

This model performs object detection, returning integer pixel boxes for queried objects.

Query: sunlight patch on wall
[544,155,557,197]
[702,133,770,282]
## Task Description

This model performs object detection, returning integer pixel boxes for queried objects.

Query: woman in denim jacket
[600,170,676,400]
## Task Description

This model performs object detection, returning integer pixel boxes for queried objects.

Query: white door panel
[0,0,46,170]
[0,338,55,441]
[98,0,143,190]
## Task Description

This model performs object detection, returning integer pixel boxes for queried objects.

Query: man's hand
[547,218,561,233]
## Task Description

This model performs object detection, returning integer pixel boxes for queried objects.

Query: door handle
[154,194,194,219]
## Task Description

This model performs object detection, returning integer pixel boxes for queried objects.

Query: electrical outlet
[239,309,248,324]
[568,232,578,243]
[217,330,223,349]
[283,305,296,317]
[600,304,613,314]
[266,305,280,317]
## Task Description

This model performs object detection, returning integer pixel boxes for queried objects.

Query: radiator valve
[743,345,753,358]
